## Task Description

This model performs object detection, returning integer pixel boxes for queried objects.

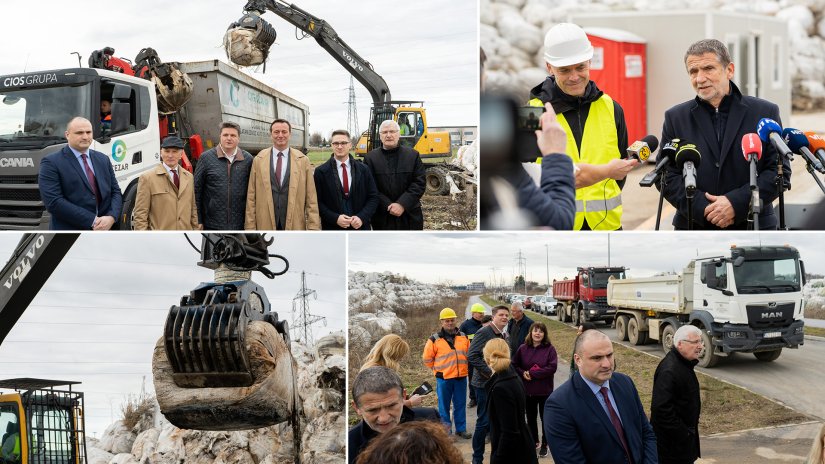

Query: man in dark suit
[545,330,658,464]
[39,117,122,230]
[661,39,787,230]
[313,129,378,230]
[363,120,426,230]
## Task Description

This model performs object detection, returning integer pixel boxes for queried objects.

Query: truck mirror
[110,102,131,134]
[112,83,131,100]
[733,256,745,267]
[801,260,806,286]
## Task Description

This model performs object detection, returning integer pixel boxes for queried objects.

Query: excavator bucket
[151,63,193,114]
[163,302,254,388]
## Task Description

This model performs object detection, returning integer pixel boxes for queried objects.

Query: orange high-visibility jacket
[422,330,469,379]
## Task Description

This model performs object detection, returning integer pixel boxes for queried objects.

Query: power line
[290,271,326,346]
[346,75,359,137]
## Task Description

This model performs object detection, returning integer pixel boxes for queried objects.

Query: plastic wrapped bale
[152,64,194,114]
[152,320,298,430]
[224,28,267,67]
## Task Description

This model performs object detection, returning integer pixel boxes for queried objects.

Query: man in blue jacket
[313,129,378,230]
[545,329,658,463]
[39,117,122,230]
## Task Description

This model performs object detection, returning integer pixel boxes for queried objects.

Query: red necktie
[80,153,100,205]
[341,162,349,198]
[599,386,632,463]
[172,168,180,189]
[275,152,284,187]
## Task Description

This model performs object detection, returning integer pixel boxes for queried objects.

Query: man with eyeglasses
[245,118,320,230]
[313,129,378,230]
[651,325,704,464]
[363,120,427,230]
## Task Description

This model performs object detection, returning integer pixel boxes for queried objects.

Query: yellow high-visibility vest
[528,94,623,230]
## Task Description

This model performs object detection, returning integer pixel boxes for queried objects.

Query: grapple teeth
[163,302,254,388]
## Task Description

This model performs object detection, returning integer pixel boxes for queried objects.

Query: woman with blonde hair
[483,338,538,464]
[360,334,423,407]
[808,423,825,464]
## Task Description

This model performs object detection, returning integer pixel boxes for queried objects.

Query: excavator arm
[234,0,391,105]
[0,234,78,345]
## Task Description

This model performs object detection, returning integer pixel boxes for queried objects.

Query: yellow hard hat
[471,303,485,314]
[440,308,458,320]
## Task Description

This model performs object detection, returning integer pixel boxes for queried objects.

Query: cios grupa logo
[111,140,127,162]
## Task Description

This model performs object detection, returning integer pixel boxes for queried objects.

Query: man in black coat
[348,366,438,464]
[194,122,253,230]
[313,129,378,230]
[651,325,704,464]
[506,302,534,358]
[661,39,788,230]
[363,120,426,230]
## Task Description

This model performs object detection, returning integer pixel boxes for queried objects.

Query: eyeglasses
[380,130,399,135]
[331,141,350,146]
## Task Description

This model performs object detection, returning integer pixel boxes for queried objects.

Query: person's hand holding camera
[535,102,566,156]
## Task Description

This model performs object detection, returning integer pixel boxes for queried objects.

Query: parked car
[544,296,557,315]
[531,295,546,314]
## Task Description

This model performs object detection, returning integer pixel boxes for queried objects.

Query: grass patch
[805,326,825,338]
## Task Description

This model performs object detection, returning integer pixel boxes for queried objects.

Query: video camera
[481,93,545,173]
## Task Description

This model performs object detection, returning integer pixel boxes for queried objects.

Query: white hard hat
[544,23,593,67]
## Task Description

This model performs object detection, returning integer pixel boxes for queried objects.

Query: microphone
[640,138,679,187]
[675,143,701,198]
[756,118,794,160]
[627,135,659,163]
[741,133,762,190]
[783,128,824,173]
[804,131,825,168]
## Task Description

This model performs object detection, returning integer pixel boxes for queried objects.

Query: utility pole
[291,271,326,346]
[608,233,611,267]
[346,76,359,139]
[489,267,501,296]
[515,250,527,295]
[545,244,550,292]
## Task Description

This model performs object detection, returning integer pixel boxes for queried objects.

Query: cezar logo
[229,80,240,107]
[111,140,127,163]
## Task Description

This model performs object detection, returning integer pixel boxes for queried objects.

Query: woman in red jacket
[513,322,558,458]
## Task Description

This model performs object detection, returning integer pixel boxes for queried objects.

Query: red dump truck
[552,266,626,326]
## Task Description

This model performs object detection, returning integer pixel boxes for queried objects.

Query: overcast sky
[0,1,478,138]
[349,232,825,287]
[0,232,345,437]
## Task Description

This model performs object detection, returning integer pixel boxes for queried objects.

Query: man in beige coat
[133,136,199,230]
[245,119,320,230]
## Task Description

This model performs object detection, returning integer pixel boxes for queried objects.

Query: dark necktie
[80,153,100,205]
[599,386,632,463]
[341,162,349,198]
[275,152,284,187]
[172,168,180,189]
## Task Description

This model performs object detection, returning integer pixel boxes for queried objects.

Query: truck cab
[0,68,159,229]
[693,245,805,364]
[0,379,86,464]
[577,266,625,325]
[355,103,451,158]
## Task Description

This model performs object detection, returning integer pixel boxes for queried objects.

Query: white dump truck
[607,245,805,367]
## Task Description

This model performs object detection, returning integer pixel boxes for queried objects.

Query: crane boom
[243,0,392,105]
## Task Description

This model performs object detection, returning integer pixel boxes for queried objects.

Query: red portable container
[585,27,647,146]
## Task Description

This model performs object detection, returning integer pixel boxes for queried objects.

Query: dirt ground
[423,188,478,230]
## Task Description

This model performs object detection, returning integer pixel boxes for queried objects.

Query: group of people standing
[348,300,715,464]
[39,117,427,231]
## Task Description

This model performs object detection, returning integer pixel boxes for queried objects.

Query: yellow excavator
[0,233,302,464]
[224,0,461,195]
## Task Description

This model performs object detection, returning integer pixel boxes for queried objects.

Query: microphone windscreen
[675,144,701,166]
[757,118,782,142]
[741,133,762,161]
[782,128,810,154]
[805,131,825,152]
[642,135,659,153]
[661,138,680,161]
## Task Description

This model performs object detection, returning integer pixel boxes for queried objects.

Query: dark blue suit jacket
[313,154,378,230]
[544,372,658,464]
[661,81,784,230]
[39,146,122,230]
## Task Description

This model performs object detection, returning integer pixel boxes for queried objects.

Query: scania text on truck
[607,245,805,368]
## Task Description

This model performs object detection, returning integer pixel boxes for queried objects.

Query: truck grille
[0,174,46,227]
[746,303,795,329]
[594,296,607,305]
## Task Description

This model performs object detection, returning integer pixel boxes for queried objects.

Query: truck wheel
[753,349,782,362]
[661,325,676,354]
[627,318,648,345]
[424,167,449,196]
[578,309,587,326]
[556,304,565,322]
[697,328,720,368]
[615,315,629,342]
[120,185,137,230]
